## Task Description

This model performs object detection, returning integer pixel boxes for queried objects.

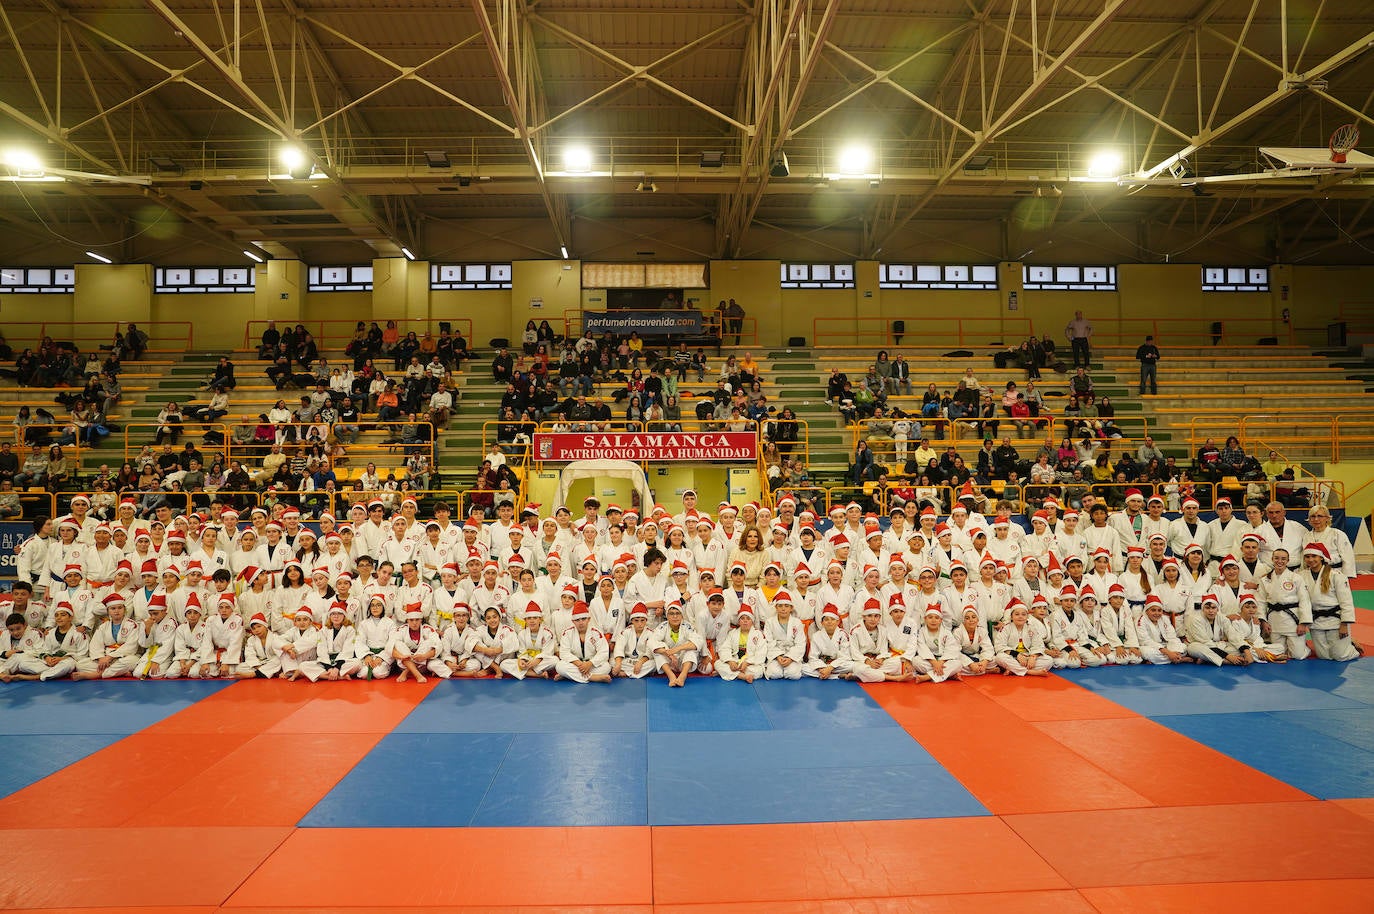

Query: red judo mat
[5,603,1374,912]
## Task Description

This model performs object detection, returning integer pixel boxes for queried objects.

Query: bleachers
[2,337,1367,501]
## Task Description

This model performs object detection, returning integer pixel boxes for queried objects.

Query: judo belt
[89,580,113,589]
[1128,600,1145,611]
[1311,607,1343,621]
[1267,602,1300,626]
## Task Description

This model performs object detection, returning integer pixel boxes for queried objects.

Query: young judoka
[1054,585,1106,668]
[613,604,659,678]
[763,590,806,680]
[653,602,699,686]
[390,606,441,682]
[504,602,557,680]
[469,606,517,677]
[239,614,287,678]
[994,600,1052,676]
[317,604,357,680]
[1136,594,1190,664]
[1,612,45,681]
[1075,587,1118,667]
[1185,594,1248,666]
[280,606,325,682]
[954,606,996,675]
[73,595,140,680]
[134,598,177,679]
[165,596,212,679]
[912,605,964,682]
[1229,594,1285,663]
[803,603,854,680]
[32,603,87,681]
[848,598,908,682]
[347,595,395,680]
[1301,543,1360,662]
[555,602,612,683]
[434,604,480,679]
[693,589,730,676]
[718,604,766,683]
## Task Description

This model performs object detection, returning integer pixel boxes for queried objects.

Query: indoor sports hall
[2,2,1374,913]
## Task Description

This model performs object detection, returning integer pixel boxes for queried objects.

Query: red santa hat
[570,601,591,620]
[523,600,544,618]
[1108,583,1126,596]
[1078,584,1097,601]
[887,592,905,609]
[403,603,424,621]
[1219,554,1240,569]
[773,590,793,606]
[62,563,83,578]
[1144,594,1164,607]
[923,604,943,618]
[821,603,842,620]
[248,613,269,629]
[294,605,313,621]
[102,593,126,608]
[862,597,883,616]
[1303,542,1330,562]
[629,603,649,621]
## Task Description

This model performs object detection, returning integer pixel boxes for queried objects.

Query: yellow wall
[1320,460,1374,518]
[0,293,74,344]
[16,260,1374,354]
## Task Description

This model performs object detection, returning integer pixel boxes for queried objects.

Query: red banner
[534,431,758,462]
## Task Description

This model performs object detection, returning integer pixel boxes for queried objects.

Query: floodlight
[563,145,593,173]
[836,144,873,175]
[1086,150,1124,178]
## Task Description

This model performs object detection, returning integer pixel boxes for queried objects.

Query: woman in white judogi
[555,603,612,683]
[803,604,854,680]
[1301,543,1360,662]
[613,604,659,678]
[848,598,908,682]
[718,604,767,682]
[1185,594,1246,666]
[73,595,141,680]
[280,606,325,682]
[1136,595,1188,664]
[912,606,964,682]
[346,596,396,680]
[653,603,699,686]
[1256,548,1312,661]
[239,613,287,678]
[763,591,806,680]
[316,605,357,680]
[995,600,1052,676]
[953,606,995,675]
[503,603,558,679]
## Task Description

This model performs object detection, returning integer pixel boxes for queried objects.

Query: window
[583,262,708,288]
[155,266,254,293]
[0,267,74,293]
[1022,264,1116,291]
[430,263,512,290]
[880,263,998,290]
[780,262,855,289]
[1202,266,1270,292]
[309,265,374,292]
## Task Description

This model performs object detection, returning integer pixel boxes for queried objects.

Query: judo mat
[5,606,1374,912]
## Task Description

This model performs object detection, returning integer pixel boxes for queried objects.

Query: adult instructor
[1135,334,1160,395]
[1065,310,1093,368]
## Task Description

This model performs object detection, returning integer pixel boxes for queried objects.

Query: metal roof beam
[471,0,568,256]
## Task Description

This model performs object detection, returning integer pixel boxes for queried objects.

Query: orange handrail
[1065,317,1294,347]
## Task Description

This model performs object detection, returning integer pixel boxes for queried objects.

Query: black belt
[1267,602,1300,626]
[1312,607,1342,620]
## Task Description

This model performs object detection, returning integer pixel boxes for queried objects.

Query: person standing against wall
[726,299,745,345]
[1135,335,1160,395]
[1065,310,1093,368]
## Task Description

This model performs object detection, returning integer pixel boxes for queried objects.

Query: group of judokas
[0,483,1359,685]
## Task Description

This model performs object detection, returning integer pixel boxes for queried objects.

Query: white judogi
[345,616,396,679]
[847,622,901,682]
[556,626,612,682]
[1184,612,1233,666]
[163,620,213,679]
[133,617,177,678]
[803,625,856,679]
[1303,567,1359,662]
[717,625,767,681]
[1256,569,1312,660]
[912,624,965,681]
[613,626,660,678]
[502,624,558,679]
[995,621,1052,675]
[241,629,287,678]
[1135,613,1186,665]
[652,620,700,674]
[763,615,806,680]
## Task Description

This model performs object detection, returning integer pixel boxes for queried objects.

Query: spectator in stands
[1133,435,1163,466]
[874,351,895,395]
[45,445,69,491]
[1065,310,1092,368]
[429,383,453,427]
[12,444,48,489]
[1135,335,1160,395]
[1262,450,1291,479]
[1195,437,1221,479]
[0,442,16,485]
[890,354,912,396]
[492,348,514,383]
[1070,367,1094,406]
[155,402,184,445]
[125,324,149,360]
[826,368,849,404]
[1217,436,1248,477]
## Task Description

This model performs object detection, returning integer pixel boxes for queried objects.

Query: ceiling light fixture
[86,251,113,264]
[401,247,416,261]
[243,249,264,263]
[563,145,593,174]
[836,144,873,176]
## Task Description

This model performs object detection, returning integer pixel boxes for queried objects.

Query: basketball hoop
[1330,124,1360,164]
